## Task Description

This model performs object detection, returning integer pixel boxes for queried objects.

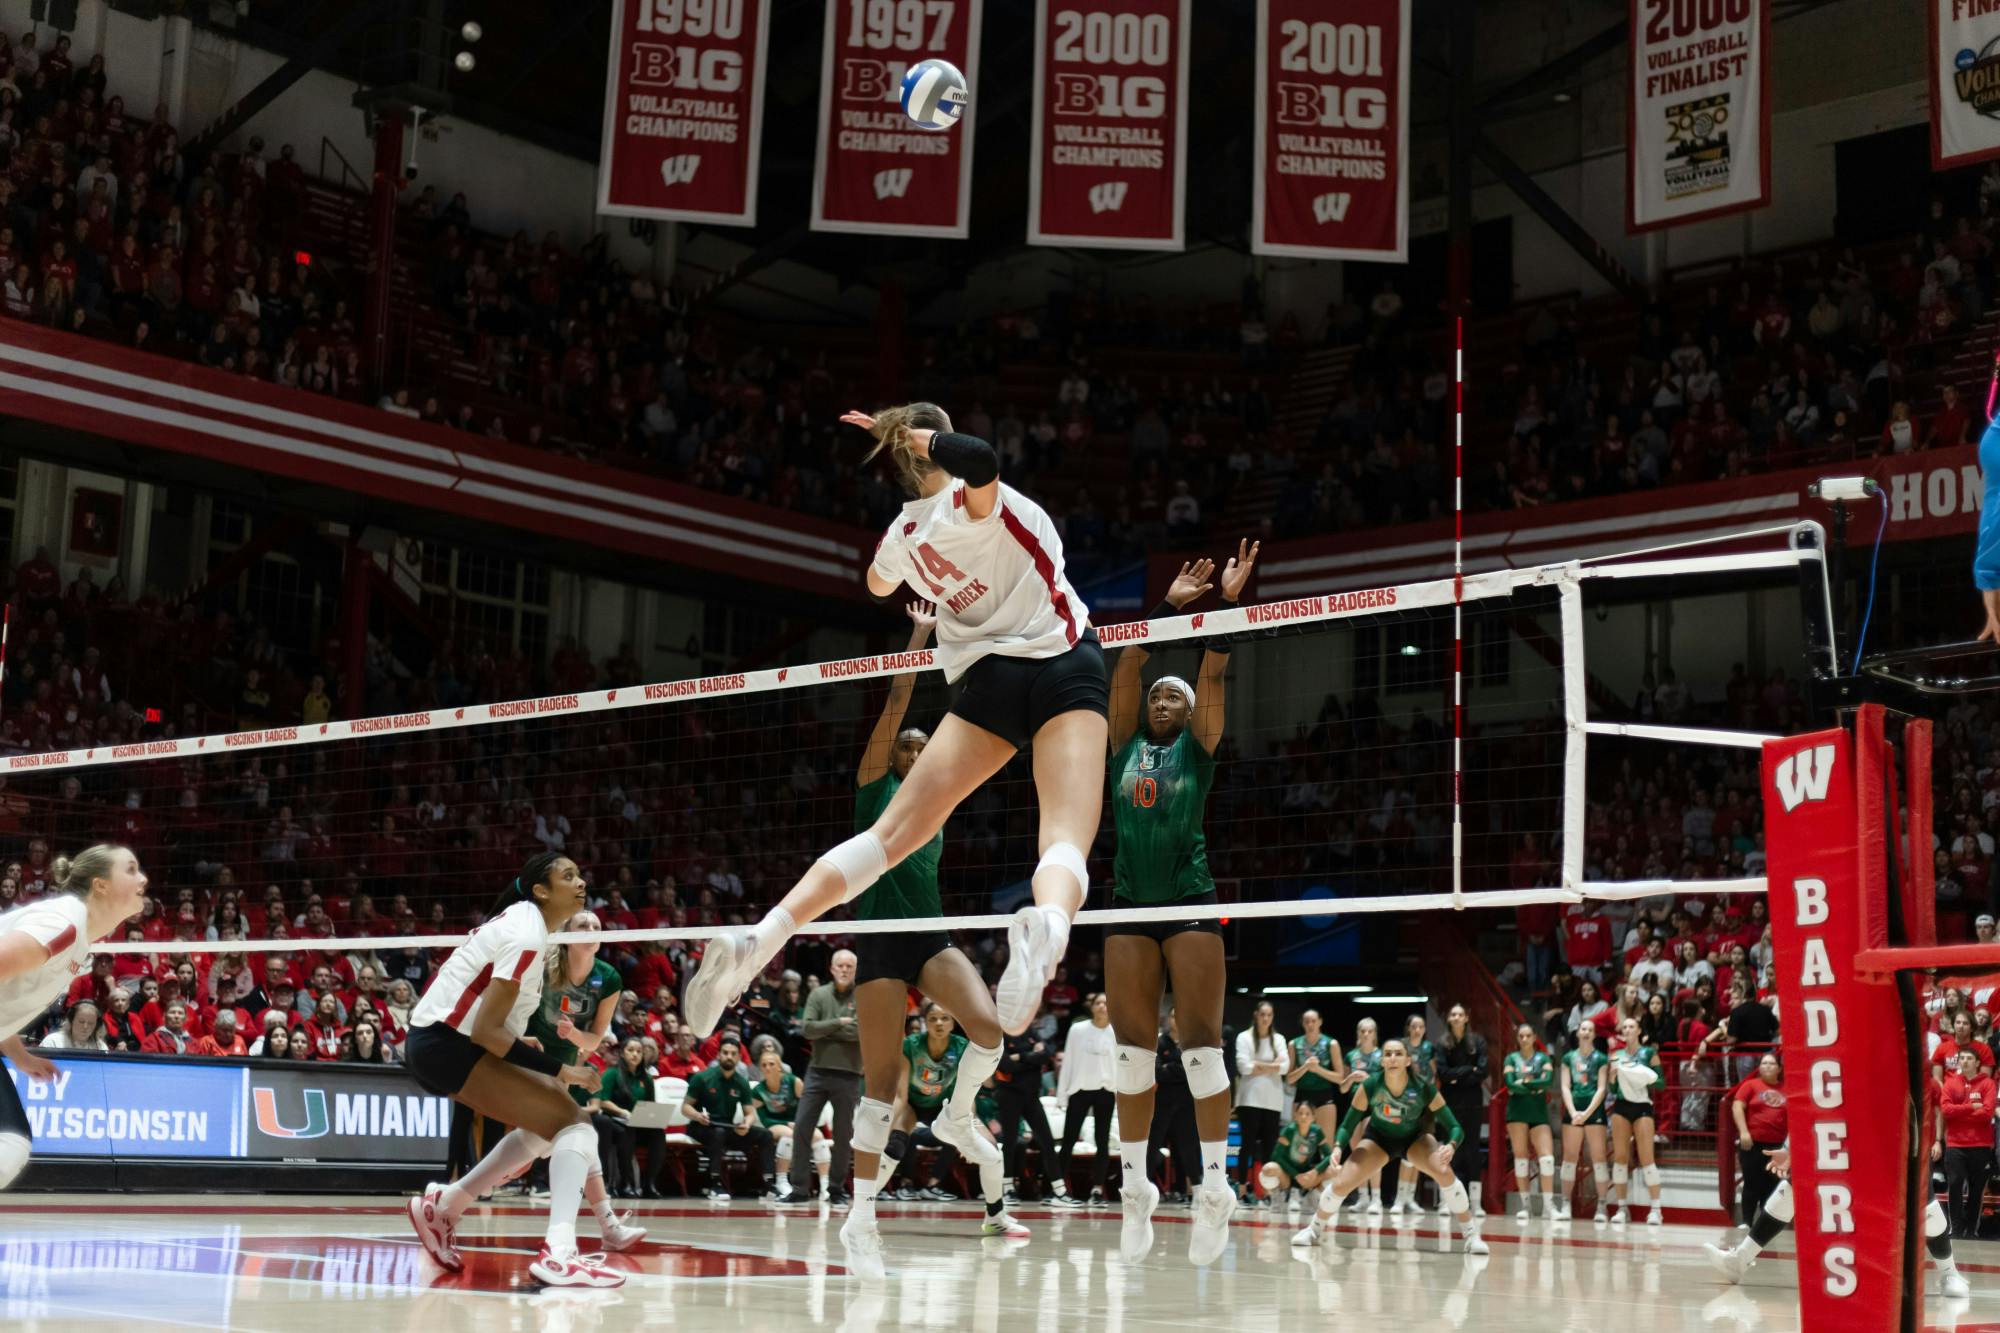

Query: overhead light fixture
[1362,994,1429,1004]
[1260,985,1373,995]
[1399,644,1420,656]
[1553,91,1572,103]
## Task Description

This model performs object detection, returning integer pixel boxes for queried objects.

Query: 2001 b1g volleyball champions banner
[1252,0,1410,261]
[1027,0,1189,250]
[595,0,772,225]
[811,0,983,237]
[1626,0,1769,232]
[1930,0,2000,168]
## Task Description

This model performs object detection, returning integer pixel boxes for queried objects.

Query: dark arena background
[0,0,1988,1328]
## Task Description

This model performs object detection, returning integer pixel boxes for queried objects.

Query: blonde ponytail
[863,401,953,496]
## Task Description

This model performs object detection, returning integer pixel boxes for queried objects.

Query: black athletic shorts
[1369,1133,1422,1165]
[1297,1085,1343,1110]
[406,1023,486,1098]
[948,631,1107,750]
[855,930,956,987]
[1104,890,1224,942]
[1609,1097,1655,1125]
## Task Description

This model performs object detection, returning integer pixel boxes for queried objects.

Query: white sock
[950,1041,1002,1121]
[853,1174,881,1222]
[979,1159,1004,1208]
[546,1122,594,1255]
[442,1129,546,1220]
[591,1193,616,1225]
[1120,1136,1147,1186]
[1200,1141,1227,1186]
[747,906,797,975]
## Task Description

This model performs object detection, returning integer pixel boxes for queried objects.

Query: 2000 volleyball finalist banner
[1252,0,1409,260]
[1931,0,2000,168]
[811,0,982,236]
[1027,0,1189,250]
[595,0,772,224]
[1626,0,1769,232]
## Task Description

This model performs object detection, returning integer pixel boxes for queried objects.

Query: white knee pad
[1765,1179,1794,1224]
[1560,1161,1577,1186]
[1181,1046,1230,1100]
[552,1121,595,1165]
[1928,1197,1950,1239]
[853,1098,894,1157]
[813,1137,832,1167]
[1037,842,1089,898]
[776,1134,794,1162]
[1441,1179,1470,1214]
[1115,1044,1157,1096]
[821,831,888,902]
[1538,1155,1555,1179]
[1641,1164,1660,1188]
[0,1133,27,1190]
[1611,1164,1630,1187]
[1514,1159,1531,1179]
[1592,1163,1609,1189]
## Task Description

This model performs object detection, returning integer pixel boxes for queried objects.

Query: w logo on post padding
[253,1086,330,1139]
[1088,180,1129,214]
[1774,744,1836,813]
[660,155,701,187]
[874,168,914,200]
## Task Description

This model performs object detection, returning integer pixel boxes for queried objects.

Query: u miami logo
[253,1086,330,1139]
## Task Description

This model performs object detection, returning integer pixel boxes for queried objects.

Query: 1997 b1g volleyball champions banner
[595,0,772,225]
[1931,0,2000,168]
[1626,0,1769,233]
[1252,0,1409,260]
[812,0,983,237]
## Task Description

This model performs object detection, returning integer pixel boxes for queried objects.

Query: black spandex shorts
[855,930,956,987]
[1104,890,1224,942]
[1369,1134,1423,1165]
[406,1023,486,1098]
[948,631,1107,750]
[1610,1097,1656,1125]
[1296,1085,1343,1110]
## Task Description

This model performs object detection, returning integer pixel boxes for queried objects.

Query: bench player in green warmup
[1291,1038,1488,1253]
[871,1000,1032,1238]
[1502,1022,1558,1222]
[1259,1099,1335,1209]
[1102,541,1258,1266]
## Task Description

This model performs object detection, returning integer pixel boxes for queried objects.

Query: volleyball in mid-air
[901,58,967,131]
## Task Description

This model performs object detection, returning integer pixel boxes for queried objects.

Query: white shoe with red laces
[600,1211,647,1252]
[529,1246,626,1288]
[408,1185,462,1272]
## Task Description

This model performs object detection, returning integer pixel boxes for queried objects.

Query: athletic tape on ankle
[1037,842,1089,898]
[854,1098,894,1156]
[1114,1044,1157,1095]
[1765,1179,1793,1224]
[1640,1164,1660,1187]
[1181,1045,1230,1100]
[823,831,888,902]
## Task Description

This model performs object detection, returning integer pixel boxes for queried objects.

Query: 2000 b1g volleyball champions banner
[811,0,982,237]
[596,0,772,224]
[1028,0,1189,250]
[1252,0,1409,261]
[1931,0,2000,168]
[1627,0,1769,232]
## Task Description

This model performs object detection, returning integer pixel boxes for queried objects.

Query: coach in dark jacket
[1436,1005,1491,1212]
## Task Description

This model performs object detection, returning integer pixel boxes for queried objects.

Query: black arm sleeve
[929,432,1000,487]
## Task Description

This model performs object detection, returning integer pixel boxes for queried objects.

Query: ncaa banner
[1252,0,1410,260]
[1931,0,2000,168]
[1027,0,1189,250]
[595,0,772,225]
[1626,0,1770,232]
[811,0,983,237]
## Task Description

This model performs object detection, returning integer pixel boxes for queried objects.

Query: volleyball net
[1,520,1832,959]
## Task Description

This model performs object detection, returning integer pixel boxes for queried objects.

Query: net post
[1557,571,1586,893]
[1452,314,1464,908]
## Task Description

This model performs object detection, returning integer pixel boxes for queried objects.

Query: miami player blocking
[402,854,620,1288]
[1291,1038,1488,1253]
[1101,542,1258,1265]
[871,1000,1031,1240]
[684,403,1107,1046]
[0,845,147,1191]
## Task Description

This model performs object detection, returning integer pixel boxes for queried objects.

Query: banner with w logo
[1028,0,1188,250]
[811,0,983,236]
[595,0,772,226]
[1252,0,1409,259]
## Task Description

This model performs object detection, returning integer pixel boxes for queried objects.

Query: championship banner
[595,0,772,225]
[1027,0,1189,250]
[1931,0,2000,168]
[810,0,983,237]
[1251,0,1409,261]
[1626,0,1769,232]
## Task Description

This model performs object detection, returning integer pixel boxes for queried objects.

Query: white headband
[1151,675,1195,709]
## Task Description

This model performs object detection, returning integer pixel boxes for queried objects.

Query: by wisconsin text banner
[595,0,772,225]
[1931,0,2000,168]
[1028,0,1189,250]
[1626,0,1769,232]
[811,0,983,237]
[1252,0,1409,261]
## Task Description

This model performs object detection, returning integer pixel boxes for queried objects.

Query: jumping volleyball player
[0,845,147,1188]
[403,854,621,1288]
[1101,542,1258,1265]
[1290,1038,1488,1253]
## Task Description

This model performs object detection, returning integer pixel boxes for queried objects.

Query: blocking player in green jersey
[1386,1013,1440,1216]
[869,1001,1031,1241]
[1556,1019,1612,1223]
[1102,540,1258,1268]
[1291,1039,1489,1254]
[1502,1023,1558,1223]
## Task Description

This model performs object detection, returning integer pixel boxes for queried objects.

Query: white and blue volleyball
[900,59,967,131]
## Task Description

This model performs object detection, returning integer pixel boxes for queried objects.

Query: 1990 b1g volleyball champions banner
[1626,0,1769,233]
[1931,0,2000,168]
